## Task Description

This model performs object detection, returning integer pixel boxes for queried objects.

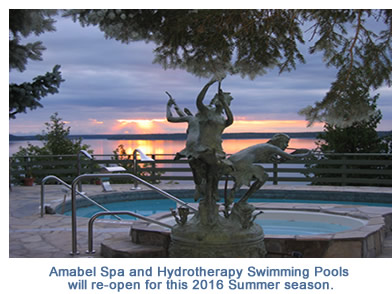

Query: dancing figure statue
[225,133,311,226]
[166,80,314,257]
[166,78,233,224]
[166,81,314,257]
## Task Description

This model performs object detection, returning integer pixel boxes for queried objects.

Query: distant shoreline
[9,131,391,142]
[9,132,323,141]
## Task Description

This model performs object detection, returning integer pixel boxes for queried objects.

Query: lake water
[9,138,318,156]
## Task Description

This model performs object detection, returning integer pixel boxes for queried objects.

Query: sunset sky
[9,11,392,136]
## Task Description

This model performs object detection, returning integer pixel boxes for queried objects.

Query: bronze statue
[227,134,310,204]
[166,79,233,212]
[166,80,310,257]
[225,133,311,222]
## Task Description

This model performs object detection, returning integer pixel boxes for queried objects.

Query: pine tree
[307,93,391,186]
[317,95,385,154]
[9,9,64,119]
[12,112,91,156]
[11,113,91,184]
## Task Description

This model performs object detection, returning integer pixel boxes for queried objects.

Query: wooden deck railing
[9,153,392,186]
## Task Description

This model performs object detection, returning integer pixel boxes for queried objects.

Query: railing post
[40,181,45,217]
[132,152,139,189]
[77,154,82,192]
[341,155,347,186]
[24,156,29,178]
[71,177,79,255]
[9,157,12,191]
[151,154,157,183]
[88,155,95,174]
[273,162,278,185]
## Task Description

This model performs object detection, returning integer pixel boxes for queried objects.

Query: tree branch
[347,10,363,80]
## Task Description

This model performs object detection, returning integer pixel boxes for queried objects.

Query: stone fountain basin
[149,209,367,234]
[128,203,391,257]
[255,210,368,235]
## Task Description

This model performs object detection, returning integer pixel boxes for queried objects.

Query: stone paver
[9,183,392,258]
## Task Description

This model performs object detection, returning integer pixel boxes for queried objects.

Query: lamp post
[132,148,154,189]
[77,150,93,192]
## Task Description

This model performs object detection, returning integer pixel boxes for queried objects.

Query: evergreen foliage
[38,113,91,155]
[306,95,392,186]
[65,9,392,127]
[316,95,387,153]
[9,9,64,119]
[11,113,91,184]
[12,113,91,157]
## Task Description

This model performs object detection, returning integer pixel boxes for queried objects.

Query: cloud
[8,13,391,135]
[89,118,104,125]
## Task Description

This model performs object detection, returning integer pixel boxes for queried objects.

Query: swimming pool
[57,188,392,257]
[63,196,392,221]
[60,187,390,236]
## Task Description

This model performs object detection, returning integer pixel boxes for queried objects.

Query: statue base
[169,208,267,258]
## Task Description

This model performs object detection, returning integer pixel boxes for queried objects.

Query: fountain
[61,78,382,258]
[166,79,311,257]
[64,78,389,258]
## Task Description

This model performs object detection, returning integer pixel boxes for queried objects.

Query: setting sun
[116,119,166,133]
[112,118,323,134]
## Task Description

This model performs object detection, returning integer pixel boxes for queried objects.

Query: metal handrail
[40,175,122,220]
[70,173,197,255]
[86,210,173,254]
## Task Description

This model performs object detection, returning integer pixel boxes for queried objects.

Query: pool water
[63,197,377,235]
[64,198,183,219]
[64,197,392,221]
[254,219,350,235]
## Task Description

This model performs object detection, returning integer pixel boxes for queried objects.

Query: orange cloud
[114,119,168,134]
[229,119,323,133]
[118,119,165,129]
[89,118,104,125]
[111,118,323,134]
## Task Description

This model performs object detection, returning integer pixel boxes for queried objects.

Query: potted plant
[23,177,35,186]
[23,170,35,186]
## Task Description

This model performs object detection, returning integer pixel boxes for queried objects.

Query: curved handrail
[86,210,173,254]
[40,175,122,220]
[70,173,196,255]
